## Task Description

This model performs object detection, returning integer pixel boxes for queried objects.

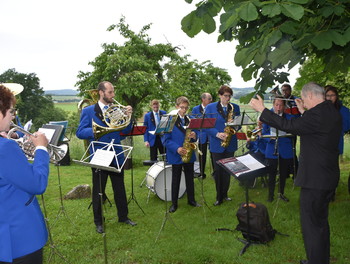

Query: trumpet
[7,123,67,164]
[246,128,262,141]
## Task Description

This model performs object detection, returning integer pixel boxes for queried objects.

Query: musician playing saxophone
[76,81,136,233]
[205,85,240,206]
[0,84,49,264]
[162,96,201,213]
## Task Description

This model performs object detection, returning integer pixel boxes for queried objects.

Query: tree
[0,68,67,129]
[294,56,350,106]
[76,17,231,116]
[181,0,350,102]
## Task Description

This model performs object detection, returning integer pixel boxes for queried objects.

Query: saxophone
[221,108,236,148]
[181,128,197,163]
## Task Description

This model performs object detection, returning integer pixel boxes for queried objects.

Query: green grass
[41,135,350,264]
[54,102,79,112]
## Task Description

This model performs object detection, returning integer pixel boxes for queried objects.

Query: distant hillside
[44,89,78,96]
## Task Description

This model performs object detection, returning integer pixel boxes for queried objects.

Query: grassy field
[40,134,350,264]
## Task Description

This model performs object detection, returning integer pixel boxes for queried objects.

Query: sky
[0,0,299,91]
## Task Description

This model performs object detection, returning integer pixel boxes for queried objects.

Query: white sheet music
[235,154,265,176]
[38,127,55,142]
[90,149,114,167]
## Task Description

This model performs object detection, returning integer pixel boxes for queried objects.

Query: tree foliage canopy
[181,0,350,102]
[0,68,66,129]
[76,17,231,116]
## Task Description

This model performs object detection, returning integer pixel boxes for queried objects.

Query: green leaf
[281,3,304,20]
[238,2,258,22]
[280,21,298,35]
[181,11,203,37]
[202,14,216,34]
[254,52,266,66]
[242,66,256,81]
[329,30,347,46]
[320,6,334,18]
[219,11,237,33]
[261,4,281,18]
[184,0,193,3]
[268,41,294,68]
[288,0,308,4]
[267,29,282,46]
[311,31,332,50]
[334,5,345,16]
[344,27,350,43]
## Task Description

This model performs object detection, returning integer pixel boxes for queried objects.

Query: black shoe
[279,193,289,202]
[200,174,207,179]
[300,260,308,264]
[96,224,104,234]
[224,197,232,201]
[213,200,222,206]
[119,219,137,226]
[169,204,177,213]
[188,201,201,207]
[267,197,274,202]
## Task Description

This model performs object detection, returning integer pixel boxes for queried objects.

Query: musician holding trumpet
[0,84,50,264]
[76,81,136,233]
[205,85,240,206]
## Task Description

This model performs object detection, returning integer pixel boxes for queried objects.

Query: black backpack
[235,202,276,243]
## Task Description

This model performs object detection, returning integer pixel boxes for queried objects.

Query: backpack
[235,202,276,243]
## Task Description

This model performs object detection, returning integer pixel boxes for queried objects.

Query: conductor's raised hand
[249,95,266,112]
[295,98,305,114]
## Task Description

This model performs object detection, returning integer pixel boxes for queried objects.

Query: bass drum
[146,161,186,201]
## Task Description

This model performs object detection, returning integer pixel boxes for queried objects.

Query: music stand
[120,122,146,214]
[187,115,216,213]
[153,113,179,242]
[73,139,132,264]
[216,154,266,255]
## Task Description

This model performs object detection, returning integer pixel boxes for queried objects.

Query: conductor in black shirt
[250,82,341,264]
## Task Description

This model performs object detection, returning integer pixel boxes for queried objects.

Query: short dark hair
[218,85,233,96]
[281,83,291,91]
[97,81,112,92]
[0,84,16,116]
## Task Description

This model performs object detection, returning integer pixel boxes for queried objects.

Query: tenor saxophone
[221,109,236,148]
[181,128,197,163]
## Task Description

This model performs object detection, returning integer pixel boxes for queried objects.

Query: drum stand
[53,164,74,227]
[155,154,179,243]
[41,194,71,263]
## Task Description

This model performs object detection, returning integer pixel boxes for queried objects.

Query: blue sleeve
[76,108,94,140]
[0,140,50,194]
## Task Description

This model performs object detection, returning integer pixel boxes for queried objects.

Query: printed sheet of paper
[90,149,114,167]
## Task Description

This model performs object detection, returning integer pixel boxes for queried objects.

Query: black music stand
[187,116,216,213]
[120,122,146,215]
[73,139,132,264]
[153,113,179,242]
[216,154,266,255]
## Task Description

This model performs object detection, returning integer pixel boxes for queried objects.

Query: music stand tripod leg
[40,195,71,264]
[155,157,179,243]
[127,135,146,215]
[53,164,74,227]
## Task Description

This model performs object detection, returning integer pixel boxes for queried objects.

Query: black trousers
[211,151,234,202]
[266,157,293,198]
[150,135,165,161]
[300,188,334,264]
[171,163,195,205]
[0,248,43,264]
[198,142,208,177]
[91,168,128,225]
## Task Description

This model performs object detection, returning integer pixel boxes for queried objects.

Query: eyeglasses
[222,94,232,98]
[179,106,189,110]
[9,108,17,115]
[325,94,336,98]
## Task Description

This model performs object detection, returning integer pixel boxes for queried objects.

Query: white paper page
[38,128,55,142]
[90,149,114,167]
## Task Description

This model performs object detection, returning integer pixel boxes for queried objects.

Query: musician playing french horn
[162,96,201,213]
[205,85,240,206]
[0,84,50,264]
[76,81,136,233]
